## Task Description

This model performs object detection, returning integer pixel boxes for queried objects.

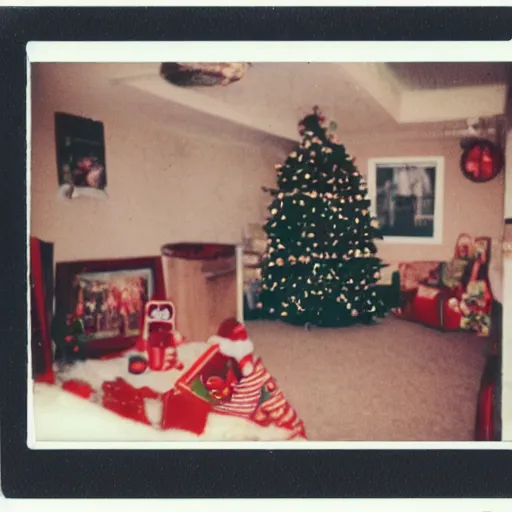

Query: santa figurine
[207,318,255,377]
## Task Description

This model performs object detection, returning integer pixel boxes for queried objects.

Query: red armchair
[396,234,493,336]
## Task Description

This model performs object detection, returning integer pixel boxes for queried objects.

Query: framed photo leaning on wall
[367,156,444,244]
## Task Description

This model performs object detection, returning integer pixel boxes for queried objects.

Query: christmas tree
[258,107,388,327]
[58,313,86,362]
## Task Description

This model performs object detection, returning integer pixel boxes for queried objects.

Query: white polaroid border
[367,156,444,245]
[26,41,512,451]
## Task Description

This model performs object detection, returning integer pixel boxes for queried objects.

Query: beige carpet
[247,316,487,441]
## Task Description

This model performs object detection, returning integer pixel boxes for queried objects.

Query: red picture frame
[55,256,165,358]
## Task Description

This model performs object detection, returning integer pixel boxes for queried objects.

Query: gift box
[160,345,239,435]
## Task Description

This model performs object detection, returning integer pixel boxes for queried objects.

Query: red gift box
[160,388,213,435]
[160,345,232,435]
[411,285,442,329]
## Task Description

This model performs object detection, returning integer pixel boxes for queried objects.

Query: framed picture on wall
[55,112,108,200]
[367,157,444,244]
[54,257,165,358]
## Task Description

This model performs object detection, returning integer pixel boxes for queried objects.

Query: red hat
[217,317,247,341]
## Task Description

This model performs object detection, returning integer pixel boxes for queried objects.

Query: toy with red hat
[160,317,307,438]
[207,317,255,377]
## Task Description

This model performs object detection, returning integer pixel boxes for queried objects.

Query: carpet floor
[246,316,487,441]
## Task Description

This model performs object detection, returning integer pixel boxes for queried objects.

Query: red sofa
[395,234,493,336]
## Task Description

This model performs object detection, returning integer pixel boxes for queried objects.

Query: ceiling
[388,62,512,90]
[33,62,512,147]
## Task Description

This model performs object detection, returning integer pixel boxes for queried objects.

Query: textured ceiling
[387,62,512,90]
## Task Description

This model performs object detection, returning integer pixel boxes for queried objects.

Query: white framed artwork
[367,156,445,245]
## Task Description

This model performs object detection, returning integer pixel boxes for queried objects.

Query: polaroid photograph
[29,56,507,450]
[6,24,511,502]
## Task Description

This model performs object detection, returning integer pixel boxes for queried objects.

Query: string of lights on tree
[257,106,389,327]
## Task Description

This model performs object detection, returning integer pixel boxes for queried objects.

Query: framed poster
[367,157,444,244]
[54,257,165,358]
[55,112,107,199]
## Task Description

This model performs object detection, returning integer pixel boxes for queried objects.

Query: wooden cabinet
[161,243,238,341]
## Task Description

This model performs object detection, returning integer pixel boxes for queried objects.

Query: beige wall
[350,138,505,268]
[30,64,505,270]
[30,67,286,263]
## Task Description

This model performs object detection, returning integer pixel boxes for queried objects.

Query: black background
[1,6,512,500]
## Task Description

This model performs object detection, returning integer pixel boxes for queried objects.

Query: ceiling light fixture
[160,62,250,87]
